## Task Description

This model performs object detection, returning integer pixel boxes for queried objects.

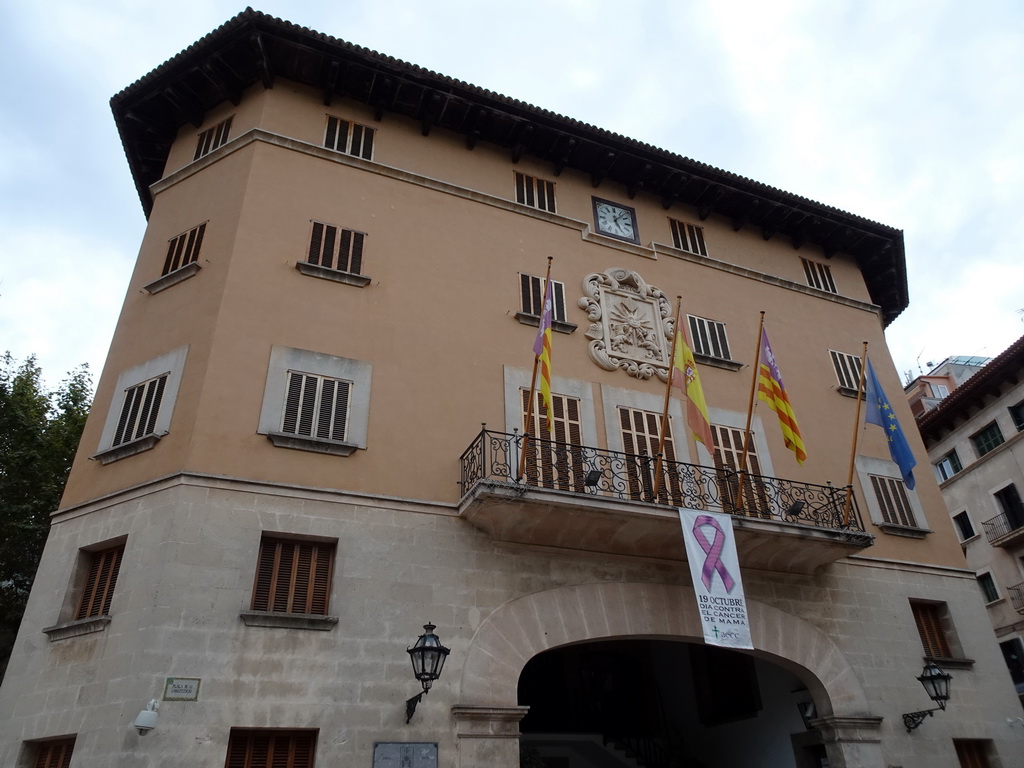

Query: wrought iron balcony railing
[982,512,1024,544]
[1009,582,1024,614]
[459,429,867,534]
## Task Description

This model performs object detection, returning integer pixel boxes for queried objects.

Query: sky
[2,0,1023,391]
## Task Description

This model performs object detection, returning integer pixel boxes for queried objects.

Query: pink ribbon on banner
[692,515,735,592]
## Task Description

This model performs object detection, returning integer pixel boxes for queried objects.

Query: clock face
[593,198,639,243]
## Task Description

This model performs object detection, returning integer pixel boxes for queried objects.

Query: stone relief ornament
[579,268,674,381]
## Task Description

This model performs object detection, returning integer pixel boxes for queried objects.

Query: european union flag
[864,359,916,489]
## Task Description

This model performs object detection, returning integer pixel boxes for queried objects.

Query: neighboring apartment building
[1,10,1022,768]
[906,356,988,419]
[915,335,1024,710]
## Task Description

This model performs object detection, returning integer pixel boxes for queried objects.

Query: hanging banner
[679,508,753,649]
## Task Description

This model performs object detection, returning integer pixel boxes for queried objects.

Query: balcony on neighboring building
[458,429,873,574]
[982,512,1024,548]
[1009,582,1024,614]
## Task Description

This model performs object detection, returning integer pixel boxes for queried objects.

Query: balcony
[1009,582,1024,614]
[982,512,1024,547]
[458,430,872,574]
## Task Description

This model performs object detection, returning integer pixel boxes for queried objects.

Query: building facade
[914,335,1024,712]
[1,10,1022,768]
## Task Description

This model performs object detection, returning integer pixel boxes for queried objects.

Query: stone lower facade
[2,472,1022,767]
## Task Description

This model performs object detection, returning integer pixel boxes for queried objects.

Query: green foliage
[0,353,92,677]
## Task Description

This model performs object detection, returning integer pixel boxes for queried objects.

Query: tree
[0,354,92,679]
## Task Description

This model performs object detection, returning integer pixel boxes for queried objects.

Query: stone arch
[457,581,870,718]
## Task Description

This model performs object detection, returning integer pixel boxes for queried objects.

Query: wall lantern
[405,623,450,724]
[902,664,952,732]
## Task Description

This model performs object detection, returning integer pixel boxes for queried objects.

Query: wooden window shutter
[33,739,75,768]
[954,740,991,768]
[225,730,316,768]
[910,602,953,658]
[520,389,583,491]
[870,475,917,527]
[252,538,334,615]
[112,375,167,446]
[618,407,681,503]
[710,425,769,516]
[76,545,124,619]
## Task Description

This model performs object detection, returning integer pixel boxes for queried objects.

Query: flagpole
[651,296,683,501]
[842,341,869,525]
[517,256,553,481]
[736,311,766,513]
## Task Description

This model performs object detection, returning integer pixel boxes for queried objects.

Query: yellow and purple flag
[532,278,554,432]
[671,313,715,453]
[756,329,807,464]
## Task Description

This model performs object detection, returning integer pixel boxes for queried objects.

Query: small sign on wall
[373,742,438,768]
[163,677,201,701]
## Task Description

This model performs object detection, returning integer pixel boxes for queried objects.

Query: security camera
[133,699,159,734]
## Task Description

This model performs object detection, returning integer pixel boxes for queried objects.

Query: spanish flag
[532,277,554,432]
[671,313,715,453]
[756,329,806,464]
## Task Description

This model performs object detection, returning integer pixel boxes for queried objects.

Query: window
[1008,400,1024,432]
[977,572,999,604]
[324,115,374,159]
[952,511,976,541]
[998,639,1024,696]
[30,738,75,768]
[932,383,949,398]
[801,258,837,293]
[934,450,962,482]
[711,424,770,518]
[112,374,168,447]
[281,372,351,443]
[519,274,567,322]
[162,223,206,276]
[515,172,556,212]
[521,389,585,492]
[870,475,918,527]
[194,116,232,160]
[688,315,731,361]
[258,346,372,456]
[954,739,993,768]
[76,544,124,620]
[910,601,953,659]
[306,221,365,274]
[829,350,863,393]
[670,218,708,256]
[618,407,683,504]
[251,537,335,616]
[994,484,1024,531]
[970,421,1004,457]
[225,729,317,768]
[95,347,187,464]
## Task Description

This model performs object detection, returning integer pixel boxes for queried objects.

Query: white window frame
[856,455,928,537]
[514,172,556,213]
[669,218,708,256]
[194,116,232,160]
[801,258,837,293]
[297,221,371,287]
[829,349,863,394]
[503,367,598,447]
[687,315,731,361]
[94,347,188,464]
[258,346,371,456]
[934,449,962,482]
[324,115,375,159]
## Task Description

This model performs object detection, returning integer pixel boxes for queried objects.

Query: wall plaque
[163,677,201,701]
[372,742,438,768]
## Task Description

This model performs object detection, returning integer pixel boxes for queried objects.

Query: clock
[592,197,639,244]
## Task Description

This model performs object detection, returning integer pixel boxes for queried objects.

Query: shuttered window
[281,373,350,443]
[324,116,374,159]
[521,390,584,492]
[970,422,1004,457]
[307,222,365,274]
[76,545,124,620]
[801,258,837,293]
[112,373,168,446]
[32,739,75,768]
[954,740,991,768]
[669,218,708,256]
[910,601,953,658]
[519,274,567,322]
[711,425,769,517]
[162,223,207,275]
[252,538,334,616]
[870,475,917,527]
[829,350,862,391]
[514,172,556,213]
[225,729,317,768]
[618,407,682,504]
[194,116,233,160]
[687,315,731,360]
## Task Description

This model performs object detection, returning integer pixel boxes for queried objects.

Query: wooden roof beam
[250,32,273,89]
[420,92,445,137]
[510,123,534,164]
[323,59,341,106]
[200,61,243,107]
[627,163,652,199]
[590,151,617,187]
[552,136,576,176]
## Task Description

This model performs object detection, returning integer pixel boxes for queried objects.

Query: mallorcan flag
[532,277,555,432]
[679,508,752,649]
[756,329,807,464]
[671,312,715,452]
